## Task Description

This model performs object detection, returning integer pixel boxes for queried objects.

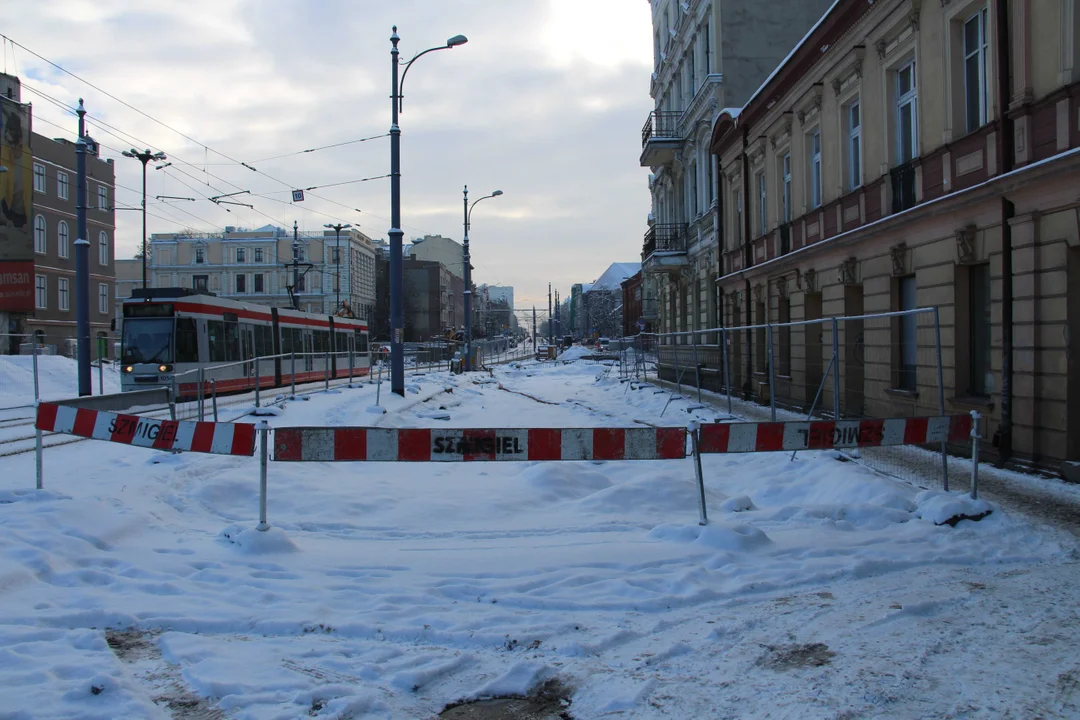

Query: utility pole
[548,283,553,344]
[74,100,91,396]
[122,148,167,288]
[532,306,537,348]
[324,222,351,314]
[292,221,301,310]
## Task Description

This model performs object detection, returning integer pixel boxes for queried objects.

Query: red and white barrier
[697,415,972,454]
[35,403,257,456]
[272,426,687,462]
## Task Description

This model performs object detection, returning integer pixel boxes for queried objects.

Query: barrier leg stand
[688,421,708,526]
[198,367,205,421]
[969,410,981,500]
[831,318,841,421]
[33,346,42,489]
[257,420,270,531]
[348,350,355,388]
[98,357,104,395]
[722,327,733,417]
[767,324,776,422]
[933,307,949,492]
[211,379,218,422]
[692,331,702,405]
[167,386,176,422]
[290,352,297,400]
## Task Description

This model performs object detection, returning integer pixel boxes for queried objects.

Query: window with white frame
[97,185,108,210]
[236,247,246,263]
[33,163,46,193]
[756,171,767,236]
[58,277,70,312]
[195,247,205,264]
[58,221,69,259]
[98,284,109,314]
[808,130,822,209]
[98,231,109,265]
[57,171,69,201]
[34,215,46,254]
[963,8,989,133]
[35,275,46,309]
[846,99,862,190]
[254,247,263,263]
[896,60,918,164]
[781,152,792,223]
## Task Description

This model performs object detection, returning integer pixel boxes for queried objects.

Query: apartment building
[29,129,116,356]
[148,224,377,321]
[710,0,1080,474]
[639,0,835,338]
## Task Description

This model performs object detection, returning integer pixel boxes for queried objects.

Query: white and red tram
[120,288,370,399]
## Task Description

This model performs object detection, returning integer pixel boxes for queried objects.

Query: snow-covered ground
[0,358,1078,719]
[0,355,121,410]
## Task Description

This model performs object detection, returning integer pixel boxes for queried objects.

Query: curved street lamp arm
[467,193,503,227]
[398,46,449,112]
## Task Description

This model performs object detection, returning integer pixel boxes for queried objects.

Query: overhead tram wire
[21,81,358,228]
[18,64,422,234]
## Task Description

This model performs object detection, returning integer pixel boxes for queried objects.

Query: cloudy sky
[4,0,655,309]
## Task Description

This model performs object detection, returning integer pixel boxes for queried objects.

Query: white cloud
[2,0,654,307]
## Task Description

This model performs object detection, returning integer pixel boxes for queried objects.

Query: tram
[119,288,370,400]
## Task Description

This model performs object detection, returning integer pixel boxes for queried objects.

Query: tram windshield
[122,318,173,365]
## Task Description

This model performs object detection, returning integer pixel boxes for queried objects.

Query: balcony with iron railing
[890,160,917,214]
[640,111,682,167]
[642,223,689,273]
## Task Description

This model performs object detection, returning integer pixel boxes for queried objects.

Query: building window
[236,247,246,263]
[193,275,208,293]
[896,60,918,164]
[57,172,69,201]
[898,275,918,391]
[847,99,862,190]
[808,129,822,209]
[58,278,70,312]
[734,188,743,246]
[195,248,205,264]
[969,263,992,395]
[964,8,989,133]
[97,185,108,211]
[34,163,47,193]
[98,283,109,314]
[756,171,767,236]
[98,231,109,265]
[236,274,246,293]
[782,153,792,222]
[35,275,46,309]
[254,247,263,263]
[254,274,264,293]
[58,221,69,259]
[34,215,46,254]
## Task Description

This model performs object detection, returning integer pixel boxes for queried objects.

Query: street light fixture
[462,186,503,371]
[389,25,467,396]
[324,223,352,314]
[122,148,167,289]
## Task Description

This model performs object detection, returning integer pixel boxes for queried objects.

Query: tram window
[336,331,348,352]
[207,320,226,362]
[355,330,368,354]
[224,321,240,362]
[313,330,327,354]
[175,318,199,363]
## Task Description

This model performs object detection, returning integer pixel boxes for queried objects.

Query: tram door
[303,331,314,371]
[240,325,256,378]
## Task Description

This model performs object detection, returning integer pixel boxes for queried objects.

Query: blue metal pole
[389,26,405,396]
[463,185,472,371]
[75,100,91,397]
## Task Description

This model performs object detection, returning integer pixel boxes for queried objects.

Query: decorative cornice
[838,257,858,286]
[890,242,909,276]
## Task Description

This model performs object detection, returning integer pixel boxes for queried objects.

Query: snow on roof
[587,262,641,293]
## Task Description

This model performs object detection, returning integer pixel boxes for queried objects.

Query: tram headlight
[158,364,172,373]
[124,366,133,373]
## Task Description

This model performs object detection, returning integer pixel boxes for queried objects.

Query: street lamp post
[462,186,503,371]
[389,26,467,396]
[324,223,351,314]
[122,149,167,289]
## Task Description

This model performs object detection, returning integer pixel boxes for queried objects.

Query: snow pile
[556,345,592,361]
[0,355,121,408]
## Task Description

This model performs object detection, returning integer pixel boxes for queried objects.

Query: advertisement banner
[0,261,33,311]
[0,94,34,268]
